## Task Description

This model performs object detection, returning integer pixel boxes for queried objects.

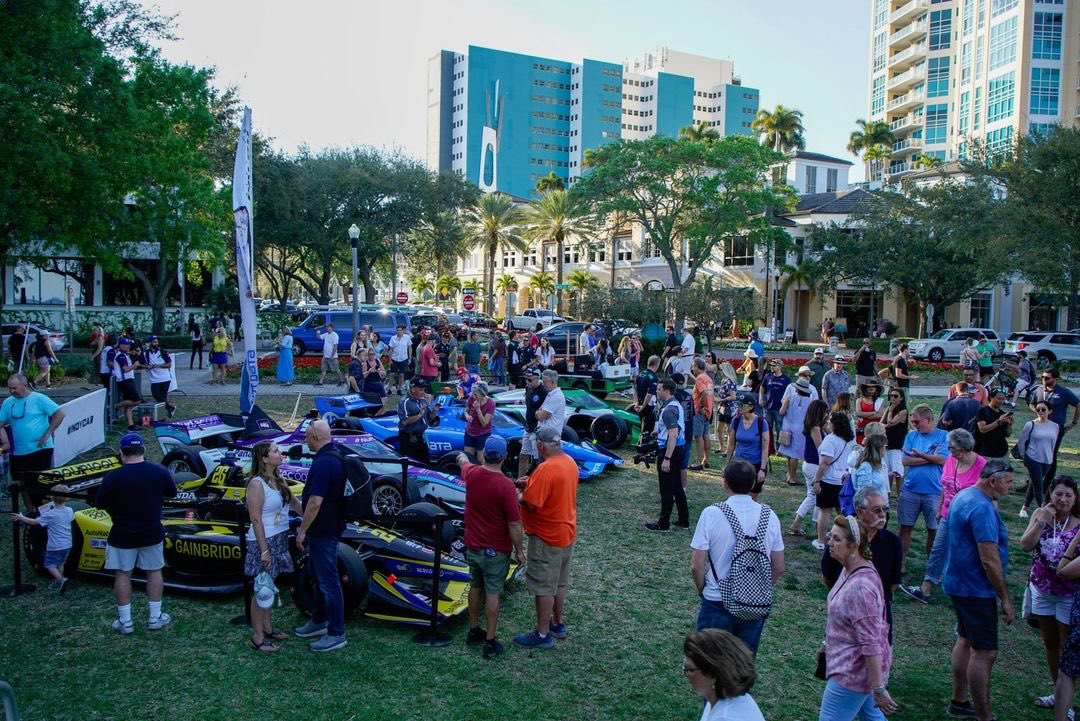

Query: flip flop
[266,628,289,641]
[787,528,807,537]
[249,637,280,653]
[1035,694,1055,709]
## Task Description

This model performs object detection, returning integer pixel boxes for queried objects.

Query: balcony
[887,89,926,114]
[889,114,916,136]
[889,19,929,49]
[888,64,926,92]
[888,41,927,71]
[891,137,923,156]
[887,162,912,177]
[890,0,929,25]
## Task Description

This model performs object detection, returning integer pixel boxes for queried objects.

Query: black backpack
[328,446,374,520]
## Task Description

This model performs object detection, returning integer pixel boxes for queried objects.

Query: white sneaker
[148,612,172,630]
[1019,509,1029,518]
[811,540,826,551]
[111,618,134,635]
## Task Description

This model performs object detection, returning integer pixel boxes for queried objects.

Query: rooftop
[788,188,875,215]
[787,150,854,166]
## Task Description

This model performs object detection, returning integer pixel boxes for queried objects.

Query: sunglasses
[1043,376,1054,381]
[889,394,902,399]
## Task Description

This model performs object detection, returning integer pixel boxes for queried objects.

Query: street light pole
[391,232,399,301]
[349,223,360,332]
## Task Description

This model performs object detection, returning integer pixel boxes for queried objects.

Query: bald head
[305,419,331,451]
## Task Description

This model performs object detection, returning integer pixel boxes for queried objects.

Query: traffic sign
[555,283,572,290]
[396,291,409,304]
[462,294,475,311]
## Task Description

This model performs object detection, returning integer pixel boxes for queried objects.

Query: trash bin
[889,338,899,355]
[829,337,839,353]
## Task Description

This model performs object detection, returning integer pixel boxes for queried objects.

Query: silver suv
[1003,332,1080,367]
[908,328,1001,363]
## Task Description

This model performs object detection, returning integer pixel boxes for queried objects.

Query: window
[975,35,985,80]
[961,42,972,84]
[990,0,1018,16]
[963,0,975,35]
[614,233,633,261]
[1032,12,1063,60]
[973,87,982,129]
[873,31,887,72]
[871,75,885,116]
[835,290,885,333]
[873,0,888,29]
[969,293,992,328]
[985,126,1014,157]
[989,17,1018,70]
[1029,122,1057,137]
[641,235,662,259]
[826,168,838,193]
[723,236,753,267]
[11,260,90,306]
[927,57,950,97]
[1030,68,1060,116]
[588,247,606,263]
[805,165,817,194]
[925,104,948,145]
[772,165,789,186]
[930,9,952,50]
[958,91,971,133]
[986,72,1015,123]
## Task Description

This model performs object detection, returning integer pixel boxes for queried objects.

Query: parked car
[459,310,497,329]
[259,299,301,314]
[1,322,66,354]
[907,328,1002,363]
[508,308,564,332]
[1003,332,1080,367]
[290,309,410,356]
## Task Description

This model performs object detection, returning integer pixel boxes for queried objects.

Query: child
[12,484,74,592]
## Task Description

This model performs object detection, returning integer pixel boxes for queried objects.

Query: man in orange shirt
[690,358,714,471]
[513,425,578,649]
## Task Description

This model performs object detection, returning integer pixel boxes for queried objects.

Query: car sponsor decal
[38,457,121,482]
[90,538,107,550]
[167,538,242,560]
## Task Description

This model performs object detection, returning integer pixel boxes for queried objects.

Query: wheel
[435,454,461,476]
[292,340,307,356]
[171,471,202,487]
[1036,352,1055,369]
[161,448,206,477]
[561,426,581,445]
[397,501,455,550]
[927,348,945,363]
[372,477,406,516]
[292,542,369,618]
[590,414,628,449]
[571,380,589,392]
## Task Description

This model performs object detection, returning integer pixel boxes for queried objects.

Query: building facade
[870,0,1079,179]
[427,45,759,200]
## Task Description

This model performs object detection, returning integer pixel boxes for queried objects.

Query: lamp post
[348,223,360,332]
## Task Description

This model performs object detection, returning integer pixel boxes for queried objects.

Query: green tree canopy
[464,193,526,315]
[523,190,596,315]
[751,105,806,152]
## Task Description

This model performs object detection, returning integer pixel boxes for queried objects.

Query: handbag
[814,645,827,680]
[779,430,793,446]
[1011,421,1033,460]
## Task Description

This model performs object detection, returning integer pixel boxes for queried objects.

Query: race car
[354,392,624,479]
[492,388,640,450]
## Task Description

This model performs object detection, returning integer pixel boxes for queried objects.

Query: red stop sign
[462,294,475,311]
[396,291,409,305]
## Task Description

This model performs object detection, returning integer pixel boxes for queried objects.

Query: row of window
[532,110,569,122]
[602,84,620,93]
[930,9,951,51]
[530,158,569,168]
[622,124,654,132]
[1032,12,1063,60]
[626,108,653,117]
[695,105,722,113]
[532,79,570,90]
[533,62,570,75]
[803,166,839,194]
[989,16,1018,71]
[600,68,620,78]
[532,126,570,137]
[991,0,1019,18]
[624,94,654,103]
[625,78,653,87]
[530,142,569,153]
[532,94,570,107]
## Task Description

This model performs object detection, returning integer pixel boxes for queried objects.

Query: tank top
[99,345,115,375]
[803,427,820,464]
[884,410,907,450]
[856,397,878,433]
[246,476,289,541]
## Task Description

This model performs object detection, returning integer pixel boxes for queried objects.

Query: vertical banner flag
[232,107,259,414]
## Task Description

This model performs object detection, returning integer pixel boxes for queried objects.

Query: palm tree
[435,274,461,303]
[779,262,818,340]
[678,121,720,143]
[566,269,600,318]
[535,171,565,193]
[464,193,526,315]
[913,152,943,170]
[751,105,806,152]
[495,274,519,316]
[864,144,892,183]
[523,190,596,315]
[408,210,470,282]
[409,274,434,300]
[526,271,555,309]
[848,119,895,181]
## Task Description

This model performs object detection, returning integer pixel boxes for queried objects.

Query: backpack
[328,446,375,520]
[711,502,774,620]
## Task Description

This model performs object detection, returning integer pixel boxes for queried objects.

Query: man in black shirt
[518,369,548,476]
[397,382,436,464]
[892,343,915,398]
[974,388,1013,460]
[632,355,660,438]
[853,337,878,387]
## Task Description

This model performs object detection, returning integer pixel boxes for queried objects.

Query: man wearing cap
[518,369,548,477]
[807,349,829,395]
[513,425,578,649]
[398,382,436,464]
[0,374,65,485]
[97,432,177,634]
[457,438,526,660]
[940,383,981,432]
[759,360,790,454]
[853,337,878,387]
[822,355,851,410]
[141,336,176,419]
[535,369,566,439]
[632,355,661,438]
[456,366,480,399]
[647,379,690,532]
[112,337,142,431]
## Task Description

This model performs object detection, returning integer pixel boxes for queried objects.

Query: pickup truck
[508,308,564,332]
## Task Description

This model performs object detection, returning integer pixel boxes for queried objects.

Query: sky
[148,0,871,179]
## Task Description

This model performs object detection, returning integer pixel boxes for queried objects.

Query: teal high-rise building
[427,46,759,199]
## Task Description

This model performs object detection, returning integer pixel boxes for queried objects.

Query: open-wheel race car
[491,388,641,450]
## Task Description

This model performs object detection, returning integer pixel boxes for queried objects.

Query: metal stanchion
[411,511,452,647]
[229,503,251,626]
[0,484,37,598]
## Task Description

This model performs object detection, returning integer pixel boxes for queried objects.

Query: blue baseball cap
[119,433,143,449]
[147,335,158,343]
[117,337,132,345]
[484,436,508,459]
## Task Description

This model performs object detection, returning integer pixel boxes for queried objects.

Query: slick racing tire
[561,426,581,446]
[161,448,207,477]
[589,414,628,450]
[292,542,369,618]
[371,476,419,516]
[396,501,455,550]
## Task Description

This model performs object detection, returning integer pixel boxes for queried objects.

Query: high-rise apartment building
[869,0,1079,178]
[427,46,759,199]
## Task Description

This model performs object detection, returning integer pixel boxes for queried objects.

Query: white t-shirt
[389,334,411,362]
[144,348,172,384]
[818,434,855,485]
[112,351,134,381]
[690,494,783,601]
[37,504,75,551]
[680,333,696,358]
[320,331,339,359]
[246,477,290,541]
[700,694,765,721]
[537,386,566,434]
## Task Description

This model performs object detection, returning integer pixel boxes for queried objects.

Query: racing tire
[571,380,590,393]
[292,340,307,357]
[329,416,365,431]
[397,501,455,550]
[162,448,207,477]
[561,426,581,445]
[590,414,628,450]
[927,348,945,363]
[171,471,202,486]
[292,542,369,618]
[372,477,415,516]
[1036,352,1055,369]
[500,438,523,477]
[435,454,461,476]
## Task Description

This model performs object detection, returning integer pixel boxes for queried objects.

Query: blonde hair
[50,484,70,506]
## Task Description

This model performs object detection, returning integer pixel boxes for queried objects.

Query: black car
[460,310,497,329]
[534,322,588,356]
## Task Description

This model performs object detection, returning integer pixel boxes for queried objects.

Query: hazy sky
[149,0,871,179]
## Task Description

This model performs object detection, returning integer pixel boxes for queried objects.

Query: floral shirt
[716,378,738,418]
[825,566,891,694]
[1031,520,1080,598]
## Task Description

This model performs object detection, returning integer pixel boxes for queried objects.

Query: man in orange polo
[513,425,578,649]
[690,358,714,471]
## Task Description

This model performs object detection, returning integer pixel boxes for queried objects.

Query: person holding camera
[852,337,877,388]
[397,382,437,464]
[645,379,689,532]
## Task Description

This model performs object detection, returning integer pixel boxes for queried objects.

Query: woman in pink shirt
[463,382,495,463]
[819,515,897,720]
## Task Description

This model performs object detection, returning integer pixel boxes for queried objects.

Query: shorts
[467,548,511,596]
[391,359,410,375]
[116,379,141,403]
[884,449,905,478]
[104,542,165,572]
[525,536,573,596]
[521,431,539,459]
[692,414,709,438]
[36,356,50,370]
[209,351,228,365]
[952,595,999,651]
[816,481,842,509]
[320,357,339,373]
[43,548,70,570]
[1029,583,1073,625]
[1015,378,1031,392]
[464,431,491,452]
[897,490,940,530]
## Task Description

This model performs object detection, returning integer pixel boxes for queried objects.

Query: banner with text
[52,389,107,466]
[232,107,259,414]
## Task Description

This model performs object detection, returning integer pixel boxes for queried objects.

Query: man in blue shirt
[1028,368,1080,483]
[941,460,1015,721]
[898,404,948,574]
[0,373,65,487]
[646,379,688,532]
[758,360,790,460]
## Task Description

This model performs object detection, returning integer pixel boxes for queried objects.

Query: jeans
[490,357,505,385]
[656,444,688,527]
[818,677,886,721]
[308,535,345,637]
[1024,457,1051,508]
[465,363,480,376]
[696,598,766,656]
[923,516,949,585]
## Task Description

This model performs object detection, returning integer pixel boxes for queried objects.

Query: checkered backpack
[711,502,774,620]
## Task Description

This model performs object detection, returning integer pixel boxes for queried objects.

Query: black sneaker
[673,521,691,530]
[946,700,977,718]
[482,638,504,659]
[465,626,486,646]
[644,522,670,532]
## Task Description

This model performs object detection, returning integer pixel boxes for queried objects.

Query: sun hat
[253,571,278,610]
[744,348,759,359]
[797,365,812,376]
[794,378,811,393]
[832,354,847,363]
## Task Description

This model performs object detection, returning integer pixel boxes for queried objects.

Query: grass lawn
[0,392,1077,720]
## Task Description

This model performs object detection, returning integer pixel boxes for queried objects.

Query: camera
[632,439,659,468]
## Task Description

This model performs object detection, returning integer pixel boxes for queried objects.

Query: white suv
[908,328,1002,363]
[1003,332,1080,367]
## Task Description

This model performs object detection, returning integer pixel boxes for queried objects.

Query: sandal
[249,637,279,653]
[266,628,288,641]
[1035,694,1055,709]
[787,528,807,537]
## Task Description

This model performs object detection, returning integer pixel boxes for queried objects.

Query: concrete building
[871,0,1079,179]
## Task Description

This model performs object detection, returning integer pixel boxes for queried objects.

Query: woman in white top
[811,413,857,552]
[536,338,556,369]
[244,440,302,652]
[684,628,765,721]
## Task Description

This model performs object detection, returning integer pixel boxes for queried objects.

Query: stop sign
[396,291,409,305]
[462,294,475,311]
